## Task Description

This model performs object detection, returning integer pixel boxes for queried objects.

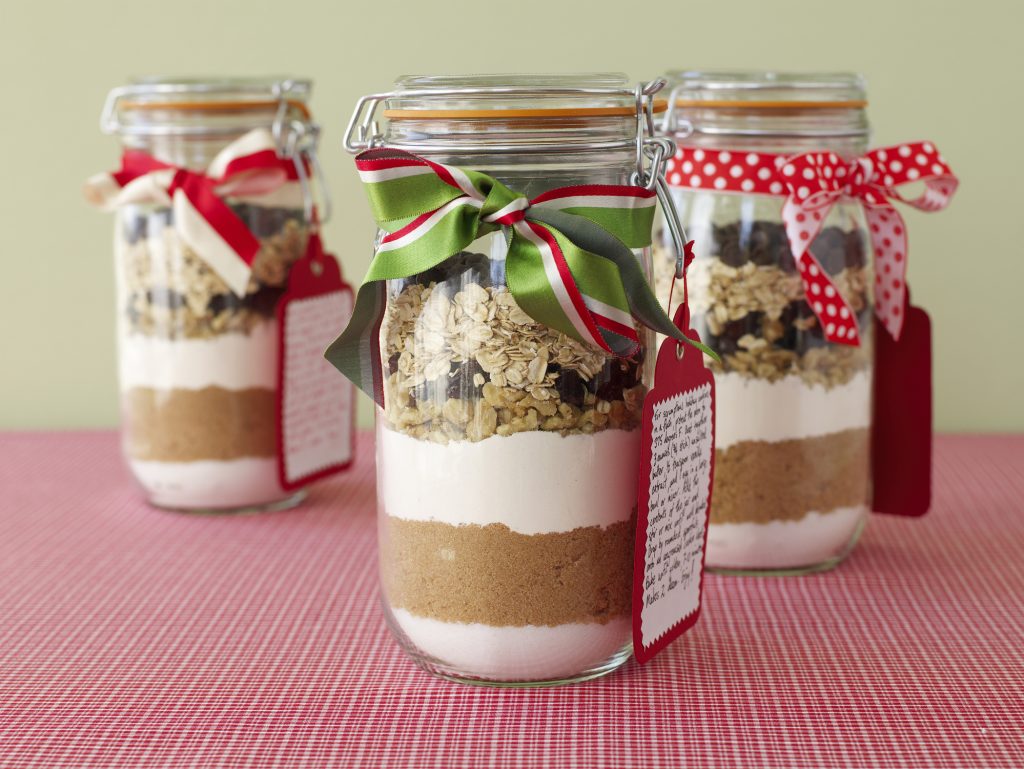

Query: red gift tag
[632,304,716,664]
[872,287,932,517]
[275,232,356,491]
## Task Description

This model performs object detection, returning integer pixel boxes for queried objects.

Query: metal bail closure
[631,80,673,191]
[629,80,690,277]
[661,83,695,137]
[344,77,670,156]
[658,175,690,280]
[273,81,331,228]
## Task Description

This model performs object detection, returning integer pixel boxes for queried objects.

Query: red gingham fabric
[0,431,1022,768]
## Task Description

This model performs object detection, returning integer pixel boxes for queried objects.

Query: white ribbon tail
[173,190,253,297]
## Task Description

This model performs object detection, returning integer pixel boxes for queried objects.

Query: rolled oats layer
[380,253,646,444]
[654,222,873,388]
[119,204,308,339]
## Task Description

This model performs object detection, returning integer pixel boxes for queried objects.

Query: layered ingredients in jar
[376,249,645,682]
[115,202,308,509]
[655,217,873,571]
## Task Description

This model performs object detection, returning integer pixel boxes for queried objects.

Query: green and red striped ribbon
[325,148,713,406]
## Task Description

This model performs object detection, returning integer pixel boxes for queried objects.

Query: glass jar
[655,72,874,574]
[93,78,320,512]
[346,74,668,685]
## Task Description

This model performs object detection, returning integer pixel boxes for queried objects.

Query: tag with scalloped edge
[276,232,356,491]
[872,287,932,517]
[632,304,716,664]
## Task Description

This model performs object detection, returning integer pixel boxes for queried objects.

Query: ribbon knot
[477,182,531,226]
[780,144,956,343]
[330,148,714,406]
[85,129,303,296]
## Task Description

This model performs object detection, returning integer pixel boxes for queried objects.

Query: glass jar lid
[663,71,869,139]
[100,77,312,137]
[383,73,666,118]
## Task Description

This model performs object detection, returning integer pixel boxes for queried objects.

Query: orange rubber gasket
[120,99,312,119]
[671,99,867,109]
[383,98,669,120]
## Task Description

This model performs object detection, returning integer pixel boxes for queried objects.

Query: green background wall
[1,0,1018,431]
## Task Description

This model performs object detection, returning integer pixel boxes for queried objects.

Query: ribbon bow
[666,142,958,344]
[85,129,303,296]
[326,149,713,406]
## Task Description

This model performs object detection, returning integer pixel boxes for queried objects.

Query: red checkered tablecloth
[0,431,1022,768]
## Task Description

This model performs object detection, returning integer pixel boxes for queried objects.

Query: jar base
[383,603,633,687]
[426,647,633,688]
[707,514,867,577]
[148,489,307,516]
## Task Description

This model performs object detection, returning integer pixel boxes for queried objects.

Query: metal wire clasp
[630,80,674,192]
[344,92,391,153]
[280,119,332,228]
[273,81,332,227]
[628,80,691,278]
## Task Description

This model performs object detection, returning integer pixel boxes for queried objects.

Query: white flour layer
[390,608,631,682]
[118,321,278,391]
[715,371,872,449]
[378,426,640,535]
[128,457,290,510]
[706,505,868,570]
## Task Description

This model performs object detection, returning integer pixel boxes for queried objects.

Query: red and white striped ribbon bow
[666,142,958,344]
[85,129,303,296]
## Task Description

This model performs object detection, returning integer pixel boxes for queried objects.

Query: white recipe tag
[276,234,356,490]
[632,306,716,663]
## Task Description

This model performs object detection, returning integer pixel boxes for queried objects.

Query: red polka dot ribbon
[665,143,958,345]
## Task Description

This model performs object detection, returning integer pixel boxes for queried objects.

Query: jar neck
[379,116,637,194]
[118,105,314,170]
[104,78,312,169]
[384,113,636,151]
[663,71,870,156]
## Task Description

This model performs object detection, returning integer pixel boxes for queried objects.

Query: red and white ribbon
[665,142,958,344]
[85,129,302,296]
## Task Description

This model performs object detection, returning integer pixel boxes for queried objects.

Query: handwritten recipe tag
[632,306,716,663]
[276,233,356,491]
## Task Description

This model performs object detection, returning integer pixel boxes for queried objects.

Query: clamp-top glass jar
[341,74,675,685]
[90,78,325,512]
[655,72,874,574]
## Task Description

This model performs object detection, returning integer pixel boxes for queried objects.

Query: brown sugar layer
[380,515,635,627]
[711,428,870,525]
[124,386,277,462]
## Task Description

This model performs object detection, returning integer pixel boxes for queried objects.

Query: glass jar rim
[348,74,669,157]
[662,70,870,140]
[101,76,312,136]
[664,70,867,108]
[383,73,667,119]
